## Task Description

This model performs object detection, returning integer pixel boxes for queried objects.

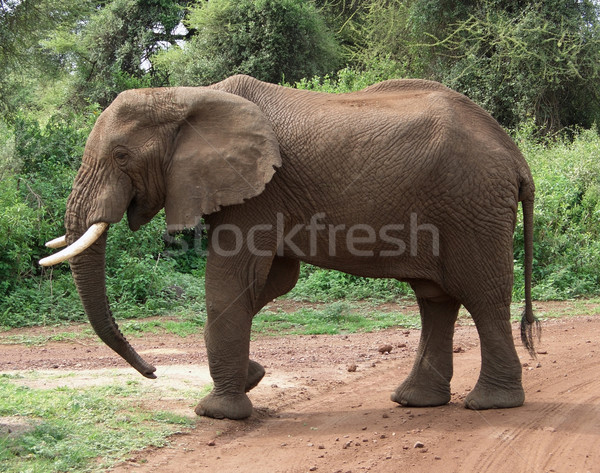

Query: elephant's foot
[391,376,451,407]
[195,391,253,420]
[464,381,524,410]
[246,359,265,392]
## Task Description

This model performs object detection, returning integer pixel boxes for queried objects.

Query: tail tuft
[520,309,541,359]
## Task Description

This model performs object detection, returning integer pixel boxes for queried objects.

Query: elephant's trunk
[68,234,157,379]
[62,166,157,379]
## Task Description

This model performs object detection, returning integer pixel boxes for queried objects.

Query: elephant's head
[40,88,281,377]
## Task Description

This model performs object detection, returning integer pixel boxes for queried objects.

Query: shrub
[0,176,43,294]
[291,59,407,93]
[289,264,412,302]
[514,125,600,299]
[153,0,342,85]
[349,1,600,133]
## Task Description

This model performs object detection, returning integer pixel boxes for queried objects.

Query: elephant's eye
[113,148,129,164]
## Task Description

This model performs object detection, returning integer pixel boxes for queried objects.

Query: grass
[0,331,83,346]
[0,376,199,473]
[2,298,599,346]
[120,318,204,338]
[252,301,421,336]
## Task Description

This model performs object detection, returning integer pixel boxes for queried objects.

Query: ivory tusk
[39,222,109,267]
[45,235,67,249]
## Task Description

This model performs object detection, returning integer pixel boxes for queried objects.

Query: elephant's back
[358,78,452,95]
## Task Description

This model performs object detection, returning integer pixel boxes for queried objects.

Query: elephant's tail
[520,195,541,358]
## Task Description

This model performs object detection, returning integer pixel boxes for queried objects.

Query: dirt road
[1,306,599,473]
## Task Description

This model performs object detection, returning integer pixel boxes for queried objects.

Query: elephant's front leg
[194,241,271,420]
[246,359,266,392]
[196,318,265,419]
[194,230,285,420]
[195,294,255,419]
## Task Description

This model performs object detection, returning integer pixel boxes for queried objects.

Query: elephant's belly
[279,217,441,281]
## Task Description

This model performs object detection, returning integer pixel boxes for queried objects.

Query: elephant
[40,74,538,420]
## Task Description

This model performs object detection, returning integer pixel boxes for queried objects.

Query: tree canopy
[1,0,599,131]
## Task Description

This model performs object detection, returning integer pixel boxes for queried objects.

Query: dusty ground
[1,301,599,473]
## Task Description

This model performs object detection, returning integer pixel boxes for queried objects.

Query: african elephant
[40,75,537,420]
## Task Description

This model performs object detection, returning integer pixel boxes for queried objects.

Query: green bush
[0,119,16,176]
[13,112,92,175]
[291,59,406,93]
[0,273,82,327]
[0,176,43,294]
[153,0,342,85]
[289,264,412,302]
[515,125,600,299]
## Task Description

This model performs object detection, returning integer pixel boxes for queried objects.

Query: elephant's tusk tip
[38,223,109,267]
[45,235,67,249]
[39,255,64,267]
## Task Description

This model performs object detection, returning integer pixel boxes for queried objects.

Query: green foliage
[0,113,85,307]
[154,0,342,85]
[0,120,16,176]
[289,264,412,302]
[43,0,187,107]
[313,1,370,55]
[13,111,93,175]
[438,2,600,131]
[0,110,92,299]
[348,0,600,133]
[103,214,207,319]
[0,0,93,118]
[0,176,41,294]
[514,126,600,299]
[291,59,406,93]
[5,0,600,131]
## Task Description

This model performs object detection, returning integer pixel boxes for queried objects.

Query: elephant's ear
[164,88,281,231]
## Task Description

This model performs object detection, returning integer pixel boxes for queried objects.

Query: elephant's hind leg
[392,283,459,407]
[244,257,300,393]
[245,359,266,392]
[463,301,524,410]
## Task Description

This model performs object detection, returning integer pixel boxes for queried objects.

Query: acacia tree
[439,2,600,131]
[0,0,191,112]
[0,0,92,117]
[353,0,600,132]
[153,0,342,86]
[46,0,189,107]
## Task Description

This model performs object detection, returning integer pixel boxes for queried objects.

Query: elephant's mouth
[127,194,164,231]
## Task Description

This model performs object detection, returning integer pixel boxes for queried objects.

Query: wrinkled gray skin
[61,75,536,420]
